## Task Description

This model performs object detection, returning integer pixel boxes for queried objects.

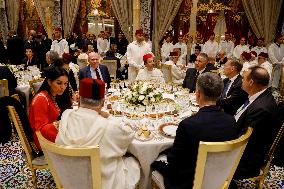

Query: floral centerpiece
[124,81,162,106]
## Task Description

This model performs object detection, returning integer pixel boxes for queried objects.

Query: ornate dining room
[0,0,284,189]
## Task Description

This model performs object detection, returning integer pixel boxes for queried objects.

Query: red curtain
[225,10,250,45]
[198,12,219,42]
[73,0,88,35]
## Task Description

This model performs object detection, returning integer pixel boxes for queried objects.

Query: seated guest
[29,66,71,149]
[79,52,111,88]
[152,72,238,189]
[45,50,59,67]
[0,65,26,106]
[136,53,165,83]
[257,52,272,83]
[217,58,248,115]
[56,78,140,189]
[240,51,253,75]
[164,51,186,84]
[216,50,227,65]
[189,45,201,63]
[230,66,278,188]
[22,47,39,68]
[250,51,258,65]
[183,53,216,92]
[61,53,78,91]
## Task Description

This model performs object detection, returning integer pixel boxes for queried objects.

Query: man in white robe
[258,52,273,85]
[50,27,69,58]
[161,35,174,63]
[233,37,250,59]
[56,78,140,189]
[218,32,234,58]
[268,34,284,89]
[136,53,165,83]
[191,35,204,55]
[126,29,151,82]
[251,38,267,56]
[203,32,219,58]
[174,36,187,64]
[97,32,110,56]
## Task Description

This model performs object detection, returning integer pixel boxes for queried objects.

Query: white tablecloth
[129,136,173,189]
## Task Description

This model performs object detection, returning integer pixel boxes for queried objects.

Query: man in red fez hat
[126,28,151,81]
[251,37,267,56]
[136,53,164,82]
[268,33,284,88]
[55,78,140,189]
[51,27,69,58]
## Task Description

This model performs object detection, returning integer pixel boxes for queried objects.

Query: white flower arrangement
[124,81,162,106]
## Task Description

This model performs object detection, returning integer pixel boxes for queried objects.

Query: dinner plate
[134,131,154,141]
[159,122,178,138]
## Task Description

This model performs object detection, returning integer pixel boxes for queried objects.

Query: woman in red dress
[29,66,71,149]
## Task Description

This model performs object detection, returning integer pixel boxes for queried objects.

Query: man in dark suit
[152,72,238,189]
[22,47,39,68]
[189,44,201,63]
[116,32,128,55]
[7,31,25,65]
[79,52,111,88]
[183,53,217,92]
[230,66,278,188]
[217,58,248,115]
[87,33,98,52]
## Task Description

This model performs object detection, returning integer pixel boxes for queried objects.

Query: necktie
[241,99,250,110]
[222,80,231,98]
[95,68,101,80]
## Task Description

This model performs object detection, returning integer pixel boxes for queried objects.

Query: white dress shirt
[225,74,239,97]
[234,88,267,121]
[203,40,219,57]
[233,44,250,59]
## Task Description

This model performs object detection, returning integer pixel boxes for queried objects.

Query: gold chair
[7,106,48,188]
[152,127,253,189]
[251,122,284,189]
[161,64,173,83]
[29,78,44,97]
[0,79,9,97]
[36,131,102,189]
[101,59,117,81]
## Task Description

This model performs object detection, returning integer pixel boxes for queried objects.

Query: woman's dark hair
[38,66,72,113]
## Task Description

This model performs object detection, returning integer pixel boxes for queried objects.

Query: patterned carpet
[1,136,284,189]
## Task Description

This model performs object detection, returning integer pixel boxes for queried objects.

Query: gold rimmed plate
[159,122,178,138]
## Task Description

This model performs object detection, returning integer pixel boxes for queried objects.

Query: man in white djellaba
[56,78,140,189]
[268,33,284,89]
[50,27,69,58]
[203,32,219,58]
[126,29,151,82]
[218,32,234,58]
[136,53,165,83]
[174,35,187,65]
[233,37,250,59]
[161,34,174,63]
[251,37,267,56]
